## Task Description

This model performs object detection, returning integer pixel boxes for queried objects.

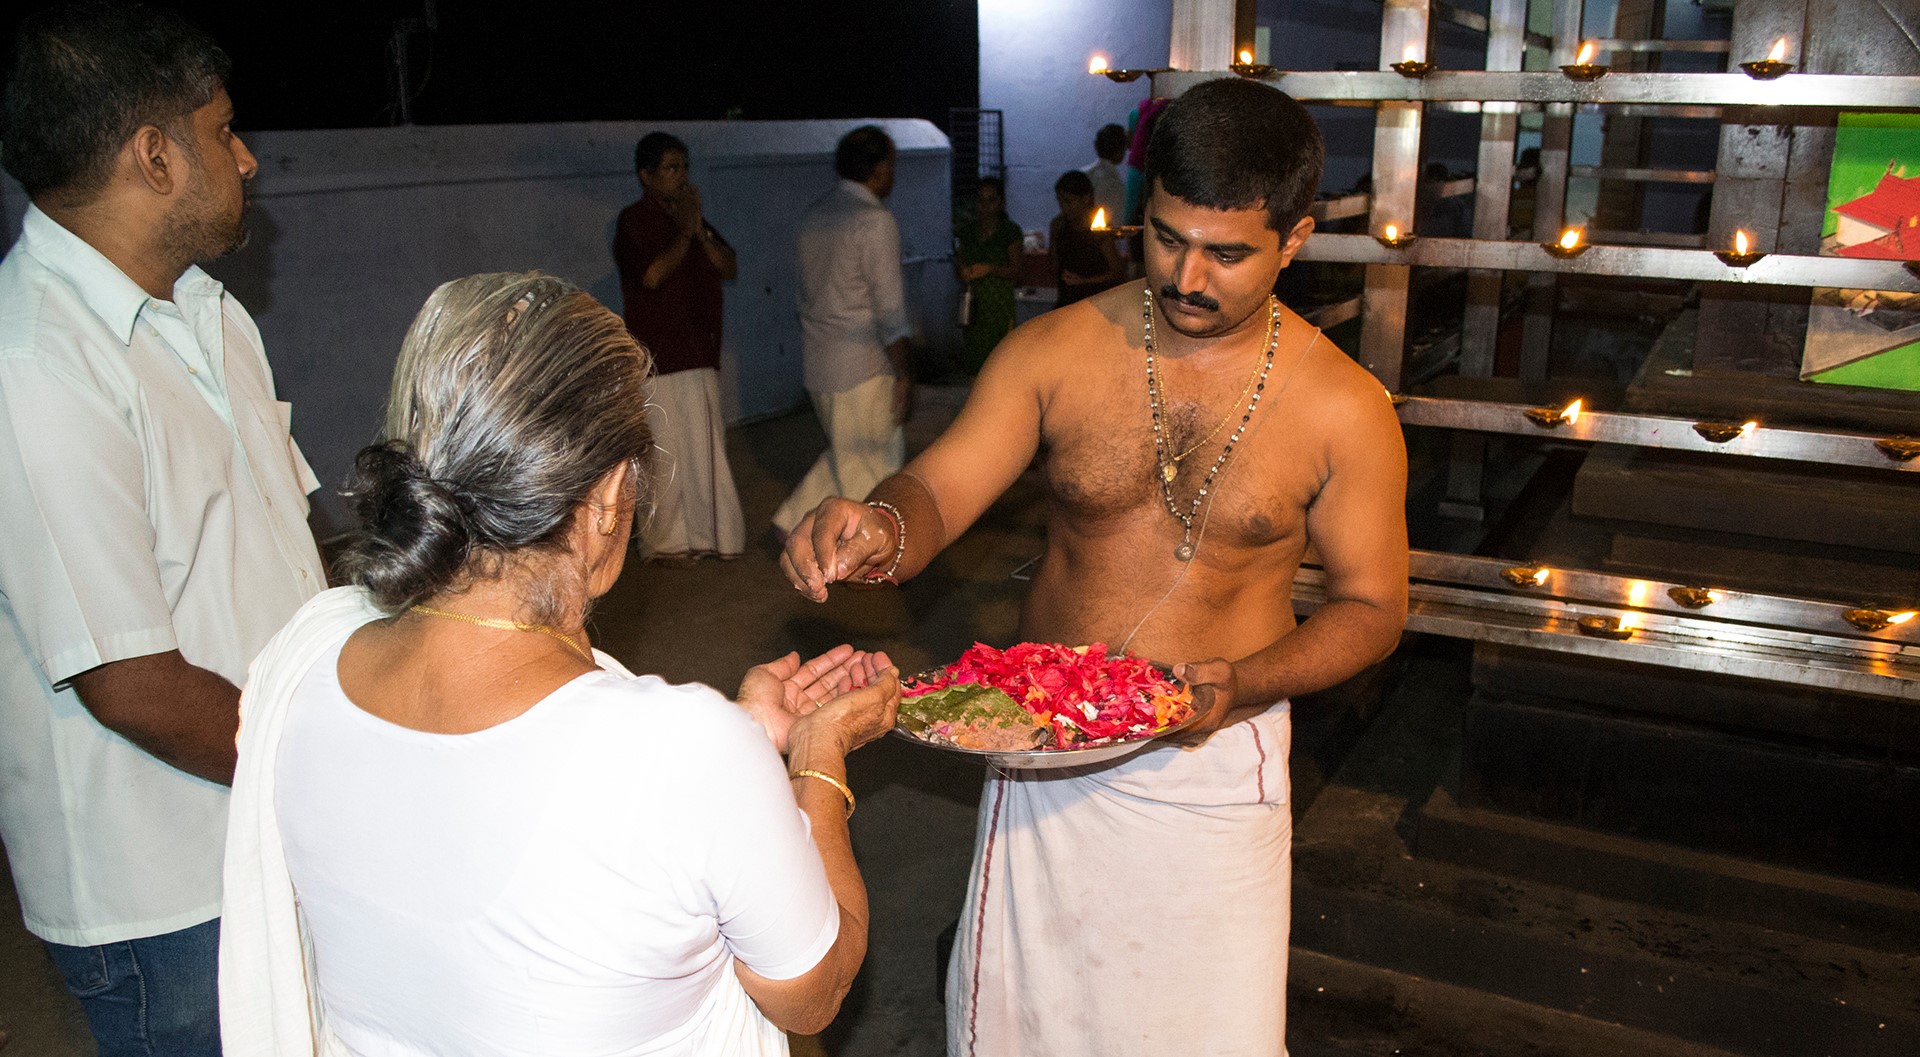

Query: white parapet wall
[2,118,956,536]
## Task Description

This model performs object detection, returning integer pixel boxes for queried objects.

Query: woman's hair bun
[338,441,474,610]
[338,271,655,621]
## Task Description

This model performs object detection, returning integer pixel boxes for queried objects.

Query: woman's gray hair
[338,271,655,619]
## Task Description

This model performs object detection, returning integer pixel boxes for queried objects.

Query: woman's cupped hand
[737,645,901,754]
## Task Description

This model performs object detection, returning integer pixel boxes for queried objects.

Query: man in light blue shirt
[0,6,324,1054]
[772,126,914,536]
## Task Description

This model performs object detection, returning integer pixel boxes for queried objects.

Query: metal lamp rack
[1305,234,1919,290]
[1294,554,1920,702]
[1158,70,1920,109]
[1392,396,1920,471]
[1148,0,1920,699]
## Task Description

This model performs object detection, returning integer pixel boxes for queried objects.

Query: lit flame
[1240,48,1254,65]
[1734,229,1752,255]
[1383,223,1399,242]
[1575,41,1596,65]
[1629,581,1648,606]
[1404,45,1420,63]
[1559,227,1582,251]
[1532,567,1550,586]
[1090,207,1109,231]
[1618,612,1639,632]
[1892,611,1917,626]
[1768,38,1787,63]
[1562,399,1583,424]
[1089,55,1109,75]
[1708,590,1723,603]
[1739,420,1758,438]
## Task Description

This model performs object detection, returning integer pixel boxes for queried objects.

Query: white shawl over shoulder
[219,586,384,1057]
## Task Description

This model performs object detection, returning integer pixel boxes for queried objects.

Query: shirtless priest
[779,78,1408,1057]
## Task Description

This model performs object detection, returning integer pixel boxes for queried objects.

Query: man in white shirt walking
[1082,122,1129,222]
[0,5,325,1054]
[771,126,914,538]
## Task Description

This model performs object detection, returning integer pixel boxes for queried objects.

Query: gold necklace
[1161,332,1272,480]
[407,604,593,663]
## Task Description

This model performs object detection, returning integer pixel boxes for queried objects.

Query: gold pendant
[1161,462,1178,483]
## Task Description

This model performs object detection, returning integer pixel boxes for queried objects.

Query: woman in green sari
[953,178,1023,375]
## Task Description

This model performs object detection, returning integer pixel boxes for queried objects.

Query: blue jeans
[45,917,222,1057]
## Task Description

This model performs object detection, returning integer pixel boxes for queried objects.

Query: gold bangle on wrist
[792,769,855,819]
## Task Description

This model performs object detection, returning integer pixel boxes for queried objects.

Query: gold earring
[598,515,616,536]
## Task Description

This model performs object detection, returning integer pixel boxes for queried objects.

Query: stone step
[1416,784,1920,955]
[1456,690,1920,891]
[1288,948,1748,1057]
[1294,783,1920,1057]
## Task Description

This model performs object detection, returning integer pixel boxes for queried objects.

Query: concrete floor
[4,384,1915,1057]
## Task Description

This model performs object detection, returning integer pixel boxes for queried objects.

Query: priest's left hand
[1168,658,1239,746]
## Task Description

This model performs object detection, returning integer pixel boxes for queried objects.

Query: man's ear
[127,125,180,196]
[1276,215,1315,268]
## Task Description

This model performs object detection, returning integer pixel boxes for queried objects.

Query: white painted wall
[978,0,1172,238]
[977,0,1480,228]
[2,119,954,536]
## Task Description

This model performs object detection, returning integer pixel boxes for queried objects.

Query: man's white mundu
[948,703,1294,1057]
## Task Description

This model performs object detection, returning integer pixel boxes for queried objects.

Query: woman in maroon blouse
[615,132,745,561]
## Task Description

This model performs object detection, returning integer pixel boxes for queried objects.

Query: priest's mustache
[1159,285,1220,312]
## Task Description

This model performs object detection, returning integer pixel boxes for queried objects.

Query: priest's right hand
[780,497,895,603]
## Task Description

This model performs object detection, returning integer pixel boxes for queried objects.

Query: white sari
[219,587,381,1057]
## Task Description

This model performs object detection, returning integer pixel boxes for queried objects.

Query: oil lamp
[1692,419,1757,443]
[1577,614,1635,640]
[1875,436,1920,462]
[1374,223,1416,248]
[1740,38,1795,80]
[1668,587,1719,609]
[1500,565,1551,588]
[1088,207,1139,239]
[1543,227,1590,259]
[1561,41,1610,81]
[1088,55,1165,83]
[1390,46,1433,78]
[1523,398,1582,428]
[1714,229,1767,267]
[1230,48,1275,79]
[1843,608,1917,633]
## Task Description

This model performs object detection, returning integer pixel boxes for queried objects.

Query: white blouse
[271,634,838,1057]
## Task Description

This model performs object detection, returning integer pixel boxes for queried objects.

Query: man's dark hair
[834,125,894,183]
[1145,79,1324,234]
[1094,123,1128,162]
[1054,170,1093,197]
[634,131,688,175]
[977,175,1005,195]
[1,2,231,199]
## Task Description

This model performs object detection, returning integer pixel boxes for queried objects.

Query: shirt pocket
[243,398,317,517]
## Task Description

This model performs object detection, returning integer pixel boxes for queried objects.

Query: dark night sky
[5,1,980,131]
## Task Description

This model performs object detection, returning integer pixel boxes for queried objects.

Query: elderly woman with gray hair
[219,272,899,1057]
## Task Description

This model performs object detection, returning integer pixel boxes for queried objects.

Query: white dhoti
[771,372,904,534]
[643,367,746,558]
[947,704,1293,1057]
